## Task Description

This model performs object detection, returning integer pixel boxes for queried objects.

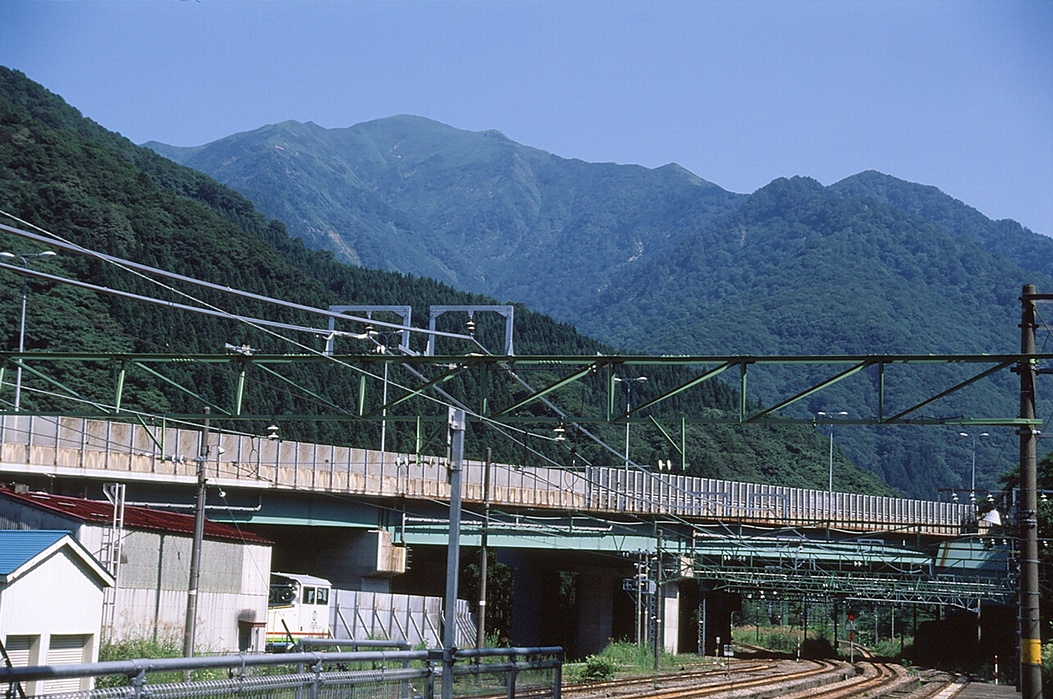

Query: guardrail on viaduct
[0,415,971,536]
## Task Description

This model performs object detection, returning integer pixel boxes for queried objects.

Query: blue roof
[0,530,72,576]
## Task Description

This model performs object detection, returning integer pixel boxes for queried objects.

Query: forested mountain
[574,174,1053,496]
[0,67,891,495]
[146,117,744,318]
[144,111,1053,500]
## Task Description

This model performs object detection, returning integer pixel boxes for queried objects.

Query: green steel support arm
[883,360,1014,424]
[748,361,868,422]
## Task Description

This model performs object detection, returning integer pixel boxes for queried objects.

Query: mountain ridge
[146,117,744,314]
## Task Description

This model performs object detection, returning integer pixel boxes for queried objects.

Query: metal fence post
[310,658,322,699]
[295,657,306,699]
[553,650,563,699]
[401,652,411,699]
[505,650,517,699]
[131,668,147,699]
[426,649,441,699]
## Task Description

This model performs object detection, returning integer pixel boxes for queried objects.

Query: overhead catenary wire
[0,216,472,341]
[0,216,503,426]
[0,260,373,341]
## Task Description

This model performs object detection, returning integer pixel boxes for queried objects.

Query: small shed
[0,530,114,695]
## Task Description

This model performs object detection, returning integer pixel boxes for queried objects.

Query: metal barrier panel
[0,417,974,535]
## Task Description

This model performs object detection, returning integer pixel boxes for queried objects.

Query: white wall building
[0,530,114,695]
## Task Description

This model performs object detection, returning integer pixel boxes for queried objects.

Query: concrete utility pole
[442,408,465,699]
[1017,285,1043,699]
[476,448,492,650]
[184,408,210,659]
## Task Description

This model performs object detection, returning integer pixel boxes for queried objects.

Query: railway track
[557,658,843,699]
[559,655,971,699]
[559,660,776,698]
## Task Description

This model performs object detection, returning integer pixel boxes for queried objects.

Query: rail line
[557,655,976,699]
[557,660,783,699]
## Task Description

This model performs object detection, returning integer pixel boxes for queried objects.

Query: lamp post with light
[959,431,989,501]
[614,376,647,471]
[1,250,57,410]
[817,410,847,496]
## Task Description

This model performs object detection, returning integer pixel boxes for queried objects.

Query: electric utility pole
[184,408,210,659]
[1017,285,1043,699]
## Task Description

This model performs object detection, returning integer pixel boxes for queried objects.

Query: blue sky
[2,1,1051,236]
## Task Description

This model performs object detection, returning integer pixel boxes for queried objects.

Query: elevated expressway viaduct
[0,415,1012,657]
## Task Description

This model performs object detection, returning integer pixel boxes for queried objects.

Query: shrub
[581,654,619,681]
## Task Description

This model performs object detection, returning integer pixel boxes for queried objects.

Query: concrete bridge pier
[496,550,637,659]
[502,551,588,651]
[659,578,681,654]
[576,568,618,656]
[696,586,739,657]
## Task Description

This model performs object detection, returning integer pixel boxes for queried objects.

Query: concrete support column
[660,581,681,654]
[507,556,543,647]
[577,570,615,656]
[698,589,738,657]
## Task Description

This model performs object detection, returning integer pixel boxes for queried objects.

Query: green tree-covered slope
[573,176,1053,497]
[0,67,889,494]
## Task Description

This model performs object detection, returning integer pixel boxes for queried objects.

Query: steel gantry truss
[684,534,1016,607]
[0,350,1048,429]
[701,566,1014,607]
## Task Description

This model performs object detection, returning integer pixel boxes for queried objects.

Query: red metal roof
[0,487,270,544]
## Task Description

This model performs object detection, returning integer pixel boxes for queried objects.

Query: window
[316,587,329,605]
[304,587,316,605]
[269,582,296,606]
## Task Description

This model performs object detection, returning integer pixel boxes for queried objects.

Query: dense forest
[0,67,891,495]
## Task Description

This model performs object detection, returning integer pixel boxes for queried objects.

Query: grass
[562,641,716,683]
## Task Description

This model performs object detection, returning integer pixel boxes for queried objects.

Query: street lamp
[1,250,57,410]
[817,410,847,495]
[614,376,647,470]
[958,431,989,500]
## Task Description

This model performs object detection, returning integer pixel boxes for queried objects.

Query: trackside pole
[1018,285,1042,699]
[477,448,492,650]
[442,408,465,699]
[184,408,209,660]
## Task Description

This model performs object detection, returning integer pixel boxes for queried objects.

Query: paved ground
[954,682,1020,697]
